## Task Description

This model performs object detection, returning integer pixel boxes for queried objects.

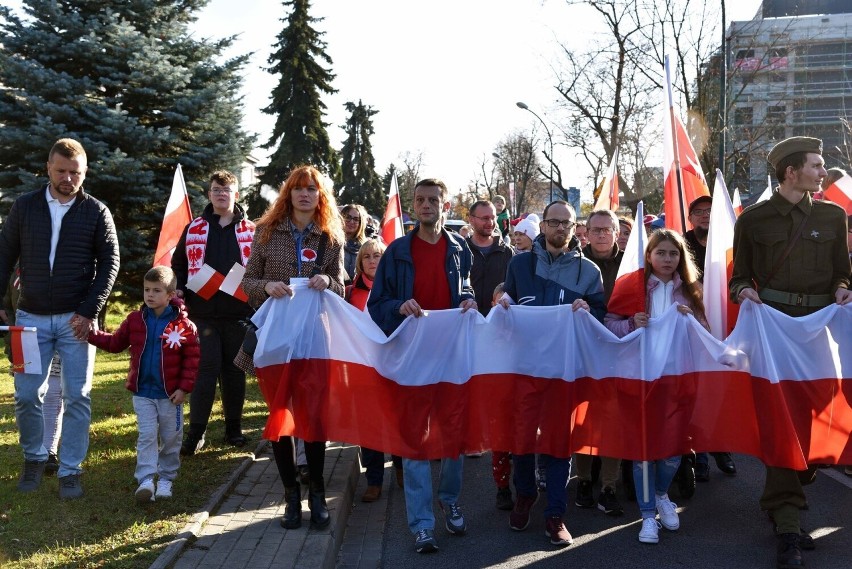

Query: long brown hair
[644,229,705,319]
[256,165,344,245]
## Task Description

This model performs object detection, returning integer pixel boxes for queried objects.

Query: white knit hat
[514,214,540,241]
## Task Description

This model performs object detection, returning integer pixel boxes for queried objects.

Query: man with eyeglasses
[684,196,712,279]
[173,170,255,455]
[499,200,605,547]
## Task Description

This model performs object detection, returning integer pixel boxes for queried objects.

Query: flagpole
[665,55,688,232]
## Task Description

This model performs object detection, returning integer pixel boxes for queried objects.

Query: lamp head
[516,101,529,110]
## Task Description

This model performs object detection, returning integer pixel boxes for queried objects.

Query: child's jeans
[133,396,183,483]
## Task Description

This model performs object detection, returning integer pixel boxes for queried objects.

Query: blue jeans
[633,457,681,517]
[14,310,95,477]
[133,397,183,483]
[403,456,463,533]
[514,453,571,517]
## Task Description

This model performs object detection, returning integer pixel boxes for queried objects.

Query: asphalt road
[375,454,852,569]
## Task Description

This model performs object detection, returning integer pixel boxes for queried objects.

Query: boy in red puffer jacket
[89,267,199,503]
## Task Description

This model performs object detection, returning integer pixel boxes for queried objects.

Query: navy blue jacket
[368,226,475,335]
[503,235,606,322]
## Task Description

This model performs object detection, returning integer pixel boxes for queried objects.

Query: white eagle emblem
[810,230,819,238]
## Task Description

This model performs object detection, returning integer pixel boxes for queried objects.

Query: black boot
[676,452,696,499]
[180,424,206,456]
[225,422,247,447]
[281,484,302,529]
[777,533,804,568]
[308,479,330,529]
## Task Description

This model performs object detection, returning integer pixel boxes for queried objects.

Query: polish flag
[154,165,193,267]
[0,326,41,375]
[381,173,404,245]
[593,148,619,211]
[248,284,852,469]
[186,263,225,300]
[220,263,249,302]
[822,174,852,215]
[663,55,710,234]
[756,176,773,204]
[732,188,743,217]
[606,201,647,318]
[703,170,739,340]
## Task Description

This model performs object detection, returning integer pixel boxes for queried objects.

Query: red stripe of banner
[196,271,225,300]
[10,327,25,372]
[256,359,852,468]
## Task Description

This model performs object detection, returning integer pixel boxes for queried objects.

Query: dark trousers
[361,448,402,486]
[761,464,818,534]
[189,318,247,434]
[272,436,325,487]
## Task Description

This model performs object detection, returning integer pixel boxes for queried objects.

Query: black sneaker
[44,453,59,476]
[17,460,46,493]
[496,487,514,510]
[575,480,594,508]
[597,487,624,516]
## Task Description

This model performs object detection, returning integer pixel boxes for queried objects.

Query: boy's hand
[170,389,186,405]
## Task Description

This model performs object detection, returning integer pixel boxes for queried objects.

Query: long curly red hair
[256,165,344,245]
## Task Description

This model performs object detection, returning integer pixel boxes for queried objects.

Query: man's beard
[546,233,568,249]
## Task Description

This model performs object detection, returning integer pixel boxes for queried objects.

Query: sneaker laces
[657,495,677,515]
[415,529,431,542]
[61,475,78,489]
[22,462,41,482]
[642,518,662,531]
[446,502,462,520]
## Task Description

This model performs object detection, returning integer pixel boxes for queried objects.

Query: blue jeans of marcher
[14,310,95,477]
[361,447,402,486]
[403,456,463,533]
[633,456,681,517]
[133,396,183,484]
[514,453,571,518]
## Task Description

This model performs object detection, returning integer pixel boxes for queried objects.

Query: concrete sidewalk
[149,440,360,569]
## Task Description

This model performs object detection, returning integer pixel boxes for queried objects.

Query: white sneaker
[655,493,679,530]
[638,517,661,543]
[135,479,155,503]
[156,479,173,500]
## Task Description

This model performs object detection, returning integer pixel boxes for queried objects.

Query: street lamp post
[516,101,555,203]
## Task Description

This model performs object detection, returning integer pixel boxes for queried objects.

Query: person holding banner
[730,136,851,569]
[605,228,708,544]
[173,170,255,455]
[237,165,345,531]
[341,203,369,285]
[0,138,119,500]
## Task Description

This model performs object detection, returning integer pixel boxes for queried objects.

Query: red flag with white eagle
[154,164,193,267]
[663,56,710,234]
[381,172,404,245]
[606,201,647,318]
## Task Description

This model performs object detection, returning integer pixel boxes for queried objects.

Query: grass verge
[0,299,268,568]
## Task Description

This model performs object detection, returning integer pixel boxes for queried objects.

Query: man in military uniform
[729,136,851,569]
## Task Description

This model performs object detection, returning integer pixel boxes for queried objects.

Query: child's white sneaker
[156,479,173,500]
[638,517,661,543]
[135,479,155,503]
[655,493,679,530]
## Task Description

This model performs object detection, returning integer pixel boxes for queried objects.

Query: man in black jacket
[172,170,255,455]
[0,138,119,499]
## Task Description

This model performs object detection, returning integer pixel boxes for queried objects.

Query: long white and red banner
[250,284,852,469]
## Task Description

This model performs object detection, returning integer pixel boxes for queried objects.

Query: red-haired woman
[238,165,345,530]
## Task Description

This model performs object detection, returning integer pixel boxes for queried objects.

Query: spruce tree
[0,0,255,297]
[338,100,385,215]
[257,0,339,213]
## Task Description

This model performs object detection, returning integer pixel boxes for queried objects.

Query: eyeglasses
[543,219,575,229]
[344,215,361,223]
[589,227,615,236]
[690,208,711,216]
[210,188,235,195]
[469,214,496,222]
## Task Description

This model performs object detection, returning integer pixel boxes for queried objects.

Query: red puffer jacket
[88,298,200,395]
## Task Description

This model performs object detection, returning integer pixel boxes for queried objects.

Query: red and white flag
[593,148,620,211]
[219,263,249,302]
[185,263,225,300]
[381,173,404,245]
[822,174,852,215]
[663,56,710,234]
[756,175,773,203]
[607,201,647,318]
[731,188,743,217]
[154,164,193,267]
[1,325,41,375]
[704,170,739,340]
[247,284,852,469]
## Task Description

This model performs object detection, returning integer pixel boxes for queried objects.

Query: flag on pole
[154,164,192,267]
[755,176,773,204]
[381,173,404,245]
[1,326,41,375]
[220,263,249,302]
[663,55,710,234]
[186,264,225,300]
[593,148,620,211]
[704,170,739,340]
[732,188,743,217]
[822,174,852,215]
[607,201,647,317]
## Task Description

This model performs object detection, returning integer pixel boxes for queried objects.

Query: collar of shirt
[288,219,314,238]
[770,189,812,217]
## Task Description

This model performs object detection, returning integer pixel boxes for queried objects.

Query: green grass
[0,300,269,568]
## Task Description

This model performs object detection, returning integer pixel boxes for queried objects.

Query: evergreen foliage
[256,0,339,216]
[0,0,255,297]
[338,100,385,215]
